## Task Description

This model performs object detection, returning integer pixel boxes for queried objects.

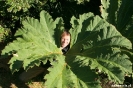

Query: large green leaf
[66,13,132,84]
[2,11,64,72]
[101,0,133,46]
[45,55,101,88]
[1,10,132,87]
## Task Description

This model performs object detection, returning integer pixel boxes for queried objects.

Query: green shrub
[0,25,10,43]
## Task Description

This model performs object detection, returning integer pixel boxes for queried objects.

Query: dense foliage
[0,0,133,87]
[0,0,101,32]
[1,10,132,87]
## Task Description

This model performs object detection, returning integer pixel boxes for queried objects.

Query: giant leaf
[1,10,132,87]
[2,11,64,72]
[101,0,133,47]
[66,13,132,84]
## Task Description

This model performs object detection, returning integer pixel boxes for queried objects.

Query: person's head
[60,31,71,49]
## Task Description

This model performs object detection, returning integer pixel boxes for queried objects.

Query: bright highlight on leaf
[1,10,132,87]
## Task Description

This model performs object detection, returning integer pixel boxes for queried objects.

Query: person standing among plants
[60,30,71,54]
